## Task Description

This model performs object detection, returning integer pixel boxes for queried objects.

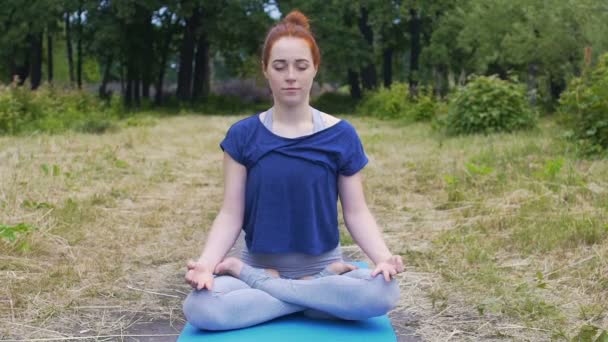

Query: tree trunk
[192,30,210,102]
[47,28,53,83]
[358,6,377,90]
[409,8,421,96]
[527,62,538,106]
[458,68,466,86]
[142,13,153,99]
[155,20,175,105]
[76,3,83,89]
[120,62,125,95]
[347,69,361,100]
[30,33,43,89]
[125,61,135,107]
[383,47,393,88]
[65,12,75,85]
[176,8,201,101]
[549,74,565,103]
[99,54,113,98]
[134,77,141,106]
[13,60,30,86]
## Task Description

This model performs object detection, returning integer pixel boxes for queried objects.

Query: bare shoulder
[320,112,342,128]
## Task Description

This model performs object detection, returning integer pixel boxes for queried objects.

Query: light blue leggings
[183,263,400,331]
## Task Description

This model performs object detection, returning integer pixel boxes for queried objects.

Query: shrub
[357,83,410,119]
[558,53,608,154]
[311,92,359,115]
[356,83,444,121]
[0,83,116,134]
[407,87,445,122]
[444,75,537,135]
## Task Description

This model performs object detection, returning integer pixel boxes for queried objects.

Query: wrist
[374,252,392,264]
[196,258,215,270]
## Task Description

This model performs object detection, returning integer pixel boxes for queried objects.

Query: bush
[357,83,443,121]
[311,92,359,114]
[408,87,445,122]
[558,53,608,154]
[0,83,116,135]
[357,83,410,119]
[444,75,537,135]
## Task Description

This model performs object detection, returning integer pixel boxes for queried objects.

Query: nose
[286,66,296,82]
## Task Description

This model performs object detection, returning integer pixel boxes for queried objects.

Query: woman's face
[263,37,317,107]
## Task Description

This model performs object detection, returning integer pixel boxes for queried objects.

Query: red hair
[262,10,321,70]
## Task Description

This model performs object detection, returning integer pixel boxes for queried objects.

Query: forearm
[197,209,242,270]
[344,208,392,265]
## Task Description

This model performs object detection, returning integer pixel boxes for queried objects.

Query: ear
[262,62,268,79]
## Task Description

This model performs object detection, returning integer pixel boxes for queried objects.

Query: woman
[183,10,404,331]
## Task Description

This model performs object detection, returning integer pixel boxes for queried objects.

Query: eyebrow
[272,59,310,63]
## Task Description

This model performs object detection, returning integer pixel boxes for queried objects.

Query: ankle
[264,268,280,278]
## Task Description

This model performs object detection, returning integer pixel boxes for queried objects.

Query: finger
[389,269,397,276]
[383,270,390,282]
[371,267,380,277]
[206,279,213,291]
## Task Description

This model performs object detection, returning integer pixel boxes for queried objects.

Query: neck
[271,100,312,126]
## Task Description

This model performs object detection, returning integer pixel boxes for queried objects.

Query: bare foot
[264,268,280,278]
[215,257,245,278]
[326,261,358,275]
[297,262,358,280]
[215,257,280,279]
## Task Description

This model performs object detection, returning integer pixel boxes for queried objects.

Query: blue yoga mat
[178,261,397,342]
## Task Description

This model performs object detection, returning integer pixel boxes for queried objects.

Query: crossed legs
[182,258,400,331]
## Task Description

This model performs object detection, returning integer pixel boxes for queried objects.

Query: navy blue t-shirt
[220,113,368,255]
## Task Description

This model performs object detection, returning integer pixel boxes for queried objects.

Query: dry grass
[1,114,607,341]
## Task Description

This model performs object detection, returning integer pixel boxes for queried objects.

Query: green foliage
[0,223,37,252]
[558,53,608,154]
[82,58,102,83]
[573,325,608,342]
[311,92,359,115]
[357,83,444,121]
[445,75,537,135]
[0,84,117,135]
[410,87,447,122]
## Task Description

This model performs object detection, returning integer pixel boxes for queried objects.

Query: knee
[377,277,400,312]
[362,275,400,317]
[182,290,231,331]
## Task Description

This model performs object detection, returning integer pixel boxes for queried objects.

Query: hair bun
[283,10,310,31]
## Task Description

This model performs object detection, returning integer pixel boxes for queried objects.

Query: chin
[275,96,307,107]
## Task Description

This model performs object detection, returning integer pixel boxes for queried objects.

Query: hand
[185,260,215,291]
[371,255,404,282]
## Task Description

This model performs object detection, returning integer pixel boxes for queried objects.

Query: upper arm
[221,152,247,219]
[338,171,368,217]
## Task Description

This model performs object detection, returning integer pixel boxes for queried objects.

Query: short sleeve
[219,124,246,165]
[339,125,369,176]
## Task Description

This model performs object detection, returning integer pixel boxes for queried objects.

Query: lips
[283,88,300,91]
